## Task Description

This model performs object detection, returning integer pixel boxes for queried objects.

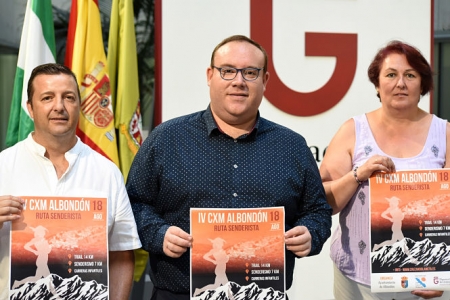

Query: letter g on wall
[250,0,357,116]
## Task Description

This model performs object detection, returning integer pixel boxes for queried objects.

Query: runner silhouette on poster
[373,196,405,251]
[193,237,229,296]
[12,225,52,289]
[372,196,419,264]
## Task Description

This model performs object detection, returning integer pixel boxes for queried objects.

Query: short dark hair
[367,40,433,99]
[210,35,268,72]
[27,63,81,104]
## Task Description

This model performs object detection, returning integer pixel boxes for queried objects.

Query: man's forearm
[109,250,135,300]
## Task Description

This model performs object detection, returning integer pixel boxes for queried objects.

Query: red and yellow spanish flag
[65,0,119,167]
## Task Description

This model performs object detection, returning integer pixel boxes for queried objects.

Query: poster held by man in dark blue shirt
[126,34,333,300]
[190,207,286,299]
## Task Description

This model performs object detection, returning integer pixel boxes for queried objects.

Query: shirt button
[233,193,238,197]
[233,164,238,169]
[234,139,237,143]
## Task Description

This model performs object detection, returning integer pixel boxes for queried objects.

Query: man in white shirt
[0,63,141,300]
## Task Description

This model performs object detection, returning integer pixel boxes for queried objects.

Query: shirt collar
[25,132,83,160]
[203,105,260,140]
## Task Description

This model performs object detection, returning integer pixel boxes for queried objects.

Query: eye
[65,94,77,102]
[221,68,236,75]
[405,73,416,79]
[244,68,258,76]
[386,73,395,78]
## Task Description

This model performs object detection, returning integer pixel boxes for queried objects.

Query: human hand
[411,289,444,299]
[0,196,24,228]
[163,226,193,258]
[357,155,396,182]
[285,226,311,257]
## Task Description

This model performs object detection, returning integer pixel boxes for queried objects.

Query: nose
[232,70,246,85]
[396,76,406,88]
[53,96,66,111]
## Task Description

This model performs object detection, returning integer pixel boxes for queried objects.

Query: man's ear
[27,101,34,120]
[206,67,213,87]
[262,71,270,90]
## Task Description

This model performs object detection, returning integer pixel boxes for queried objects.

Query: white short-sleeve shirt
[0,134,142,299]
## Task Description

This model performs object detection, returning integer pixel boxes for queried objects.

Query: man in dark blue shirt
[126,34,332,299]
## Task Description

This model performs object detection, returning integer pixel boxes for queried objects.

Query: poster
[370,169,450,292]
[190,207,285,299]
[9,196,108,299]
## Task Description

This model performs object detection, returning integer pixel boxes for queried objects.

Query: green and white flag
[6,0,56,147]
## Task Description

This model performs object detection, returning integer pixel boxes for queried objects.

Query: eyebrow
[383,67,417,73]
[38,90,77,98]
[218,64,261,69]
[38,91,54,97]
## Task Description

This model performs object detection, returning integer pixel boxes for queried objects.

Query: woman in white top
[320,40,450,300]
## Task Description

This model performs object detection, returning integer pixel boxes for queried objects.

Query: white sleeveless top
[330,114,447,285]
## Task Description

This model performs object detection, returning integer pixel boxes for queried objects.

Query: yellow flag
[65,0,119,166]
[108,0,143,181]
[107,0,147,282]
